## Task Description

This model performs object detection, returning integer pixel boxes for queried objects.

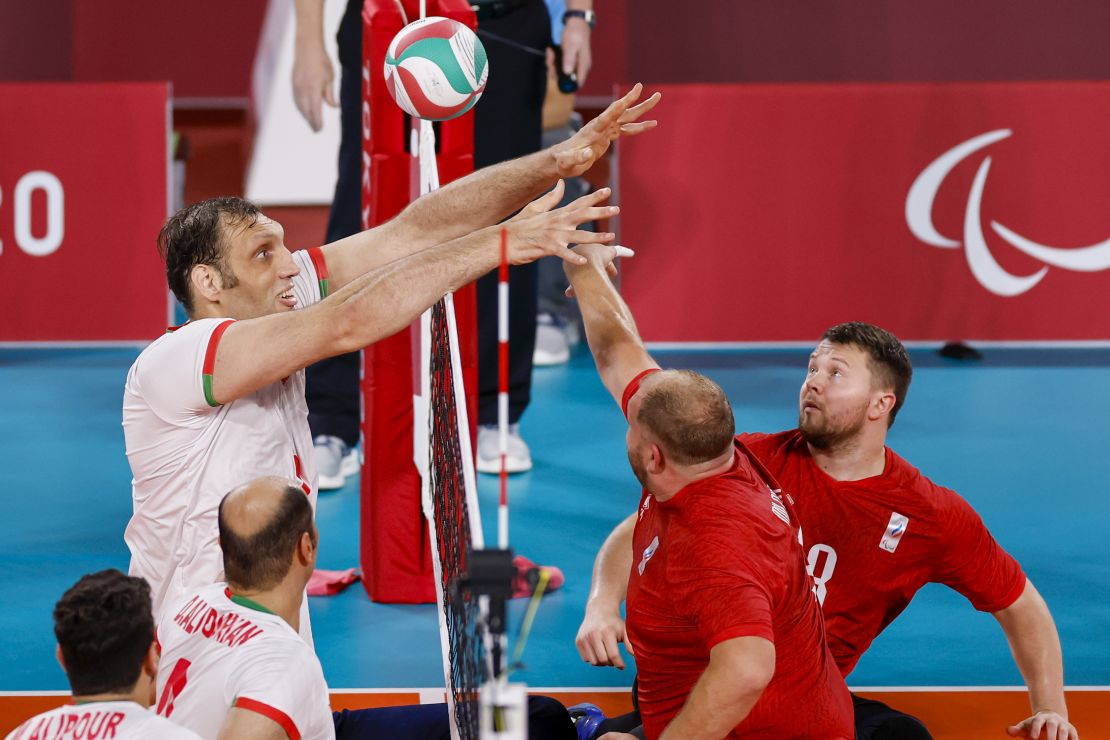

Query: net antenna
[411,33,523,740]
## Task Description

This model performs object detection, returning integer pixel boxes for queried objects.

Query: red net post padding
[359,0,479,604]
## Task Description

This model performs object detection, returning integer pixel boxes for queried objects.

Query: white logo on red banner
[906,130,1110,296]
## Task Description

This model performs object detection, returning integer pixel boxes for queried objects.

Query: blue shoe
[568,703,607,740]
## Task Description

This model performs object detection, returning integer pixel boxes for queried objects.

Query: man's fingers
[537,179,566,212]
[568,229,614,245]
[621,91,662,123]
[589,83,643,132]
[602,632,625,670]
[620,121,659,137]
[552,247,588,266]
[562,46,577,75]
[566,186,612,209]
[324,83,338,108]
[568,205,619,224]
[1031,716,1044,739]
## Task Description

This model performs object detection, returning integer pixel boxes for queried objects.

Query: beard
[798,401,868,450]
[627,445,650,489]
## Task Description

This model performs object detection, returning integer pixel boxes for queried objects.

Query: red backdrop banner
[0,83,170,342]
[618,83,1110,342]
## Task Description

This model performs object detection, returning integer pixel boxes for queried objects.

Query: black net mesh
[428,298,486,740]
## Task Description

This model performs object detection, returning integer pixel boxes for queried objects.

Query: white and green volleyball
[384,17,488,121]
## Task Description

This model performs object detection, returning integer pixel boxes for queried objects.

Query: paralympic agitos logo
[905,129,1110,297]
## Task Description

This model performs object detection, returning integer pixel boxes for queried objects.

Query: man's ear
[870,391,896,422]
[143,640,159,680]
[297,531,315,565]
[190,264,222,305]
[55,645,66,674]
[647,442,665,474]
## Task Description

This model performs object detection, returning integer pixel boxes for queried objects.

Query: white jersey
[155,584,335,740]
[5,700,200,740]
[123,248,330,627]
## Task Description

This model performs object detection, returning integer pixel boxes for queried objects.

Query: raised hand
[552,83,662,178]
[503,185,619,265]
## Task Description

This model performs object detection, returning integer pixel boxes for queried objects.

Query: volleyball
[383,17,488,121]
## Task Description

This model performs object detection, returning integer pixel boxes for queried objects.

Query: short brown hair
[218,483,315,591]
[822,321,913,426]
[158,197,260,314]
[636,370,735,464]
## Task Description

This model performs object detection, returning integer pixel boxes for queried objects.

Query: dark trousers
[852,693,932,740]
[332,696,576,739]
[304,0,365,447]
[590,687,932,740]
[474,0,550,426]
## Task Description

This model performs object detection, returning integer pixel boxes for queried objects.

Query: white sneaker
[476,424,533,474]
[314,435,357,490]
[533,312,571,366]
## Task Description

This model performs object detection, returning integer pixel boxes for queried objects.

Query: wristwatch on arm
[562,9,596,28]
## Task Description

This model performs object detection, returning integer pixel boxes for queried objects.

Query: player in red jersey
[562,245,853,739]
[575,322,1078,740]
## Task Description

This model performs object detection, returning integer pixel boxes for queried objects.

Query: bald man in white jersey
[5,570,199,740]
[122,86,662,626]
[156,477,577,740]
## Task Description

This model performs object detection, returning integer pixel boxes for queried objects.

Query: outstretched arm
[997,580,1078,740]
[209,189,613,405]
[563,243,659,406]
[322,84,662,292]
[576,513,636,669]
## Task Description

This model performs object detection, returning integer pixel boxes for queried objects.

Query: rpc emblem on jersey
[880,512,910,553]
[638,535,660,575]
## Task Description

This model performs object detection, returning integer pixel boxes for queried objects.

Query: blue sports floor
[2,343,1109,693]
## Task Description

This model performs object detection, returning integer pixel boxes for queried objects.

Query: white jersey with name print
[123,247,332,630]
[6,700,201,740]
[155,584,335,740]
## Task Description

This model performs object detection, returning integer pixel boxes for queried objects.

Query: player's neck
[229,584,303,632]
[72,687,147,708]
[653,448,735,501]
[807,434,886,481]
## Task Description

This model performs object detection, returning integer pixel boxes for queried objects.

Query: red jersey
[739,430,1027,676]
[626,441,853,739]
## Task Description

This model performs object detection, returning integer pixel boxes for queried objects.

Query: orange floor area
[2,689,1105,738]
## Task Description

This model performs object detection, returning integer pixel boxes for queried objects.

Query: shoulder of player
[883,449,977,520]
[131,318,233,377]
[141,709,203,738]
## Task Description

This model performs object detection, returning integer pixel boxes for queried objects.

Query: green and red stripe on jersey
[202,319,236,407]
[306,246,330,299]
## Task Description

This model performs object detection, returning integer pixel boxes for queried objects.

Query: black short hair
[218,484,316,591]
[823,321,913,427]
[53,570,154,696]
[158,197,260,315]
